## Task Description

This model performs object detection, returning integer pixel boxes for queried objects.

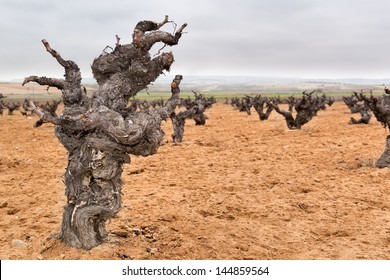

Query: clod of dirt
[6,208,19,215]
[111,231,129,238]
[129,168,145,175]
[146,247,158,254]
[11,239,28,248]
[0,202,8,208]
[117,252,132,260]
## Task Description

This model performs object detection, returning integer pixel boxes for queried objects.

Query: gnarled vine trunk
[270,91,327,130]
[377,135,390,167]
[359,91,390,168]
[23,16,187,249]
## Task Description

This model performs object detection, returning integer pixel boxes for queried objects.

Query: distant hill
[5,75,389,86]
[145,75,389,94]
[2,75,389,96]
[150,75,390,86]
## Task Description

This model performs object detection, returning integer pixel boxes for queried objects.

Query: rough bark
[349,105,371,125]
[359,91,390,167]
[23,16,187,249]
[0,101,4,116]
[270,91,326,129]
[170,106,198,143]
[188,91,216,125]
[170,91,215,142]
[377,135,390,168]
[3,102,20,115]
[253,95,274,121]
[271,102,297,129]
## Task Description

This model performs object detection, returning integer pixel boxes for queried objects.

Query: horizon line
[2,74,390,84]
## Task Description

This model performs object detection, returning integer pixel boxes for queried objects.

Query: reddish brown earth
[1,102,389,260]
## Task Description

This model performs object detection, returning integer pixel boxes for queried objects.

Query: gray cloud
[1,0,390,81]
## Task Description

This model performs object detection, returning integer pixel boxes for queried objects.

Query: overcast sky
[2,0,390,81]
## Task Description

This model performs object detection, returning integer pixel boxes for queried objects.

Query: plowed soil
[1,102,389,260]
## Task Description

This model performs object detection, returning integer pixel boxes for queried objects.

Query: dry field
[0,102,389,260]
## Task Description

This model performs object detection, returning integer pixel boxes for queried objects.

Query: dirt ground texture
[0,102,389,260]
